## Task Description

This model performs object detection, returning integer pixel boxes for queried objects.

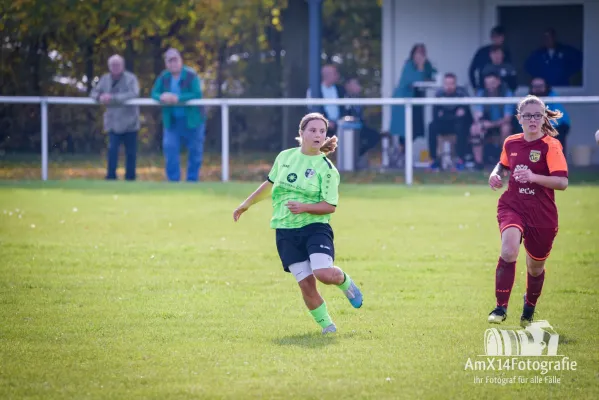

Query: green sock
[337,272,352,291]
[309,302,333,328]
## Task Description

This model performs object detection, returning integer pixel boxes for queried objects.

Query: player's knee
[500,244,519,262]
[527,265,545,277]
[310,253,336,284]
[312,268,335,284]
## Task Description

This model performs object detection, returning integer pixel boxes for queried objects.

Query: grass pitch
[0,180,597,399]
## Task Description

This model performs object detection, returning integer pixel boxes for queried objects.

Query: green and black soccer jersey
[267,148,340,229]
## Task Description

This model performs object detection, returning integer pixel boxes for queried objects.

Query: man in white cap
[90,54,140,180]
[151,48,205,182]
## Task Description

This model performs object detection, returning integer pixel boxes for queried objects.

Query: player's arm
[286,201,335,215]
[530,175,568,191]
[233,180,273,222]
[489,140,510,190]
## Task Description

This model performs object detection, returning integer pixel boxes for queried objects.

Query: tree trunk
[281,0,309,150]
[124,25,135,74]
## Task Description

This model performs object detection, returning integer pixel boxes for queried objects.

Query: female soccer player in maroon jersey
[487,95,568,327]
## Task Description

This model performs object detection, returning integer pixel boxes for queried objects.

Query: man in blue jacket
[525,28,583,87]
[529,77,571,156]
[152,48,205,182]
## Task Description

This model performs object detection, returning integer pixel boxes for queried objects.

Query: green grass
[0,180,598,399]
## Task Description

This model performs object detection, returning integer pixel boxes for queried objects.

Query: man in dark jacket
[428,73,472,170]
[481,45,518,92]
[469,26,512,90]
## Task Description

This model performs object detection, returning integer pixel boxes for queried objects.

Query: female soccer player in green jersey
[233,112,363,334]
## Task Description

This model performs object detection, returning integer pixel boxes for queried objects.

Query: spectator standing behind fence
[306,65,345,137]
[90,55,140,181]
[525,28,583,87]
[529,77,571,156]
[470,72,514,170]
[151,48,205,182]
[428,73,471,170]
[388,44,436,165]
[481,46,518,93]
[469,26,512,91]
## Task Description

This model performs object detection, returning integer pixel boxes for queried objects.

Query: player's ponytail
[320,135,338,155]
[542,108,563,137]
[517,94,563,137]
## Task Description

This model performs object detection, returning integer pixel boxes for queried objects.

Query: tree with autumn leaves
[0,0,381,154]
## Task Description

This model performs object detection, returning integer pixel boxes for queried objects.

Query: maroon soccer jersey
[498,133,568,228]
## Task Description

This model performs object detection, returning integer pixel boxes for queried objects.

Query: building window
[498,4,584,87]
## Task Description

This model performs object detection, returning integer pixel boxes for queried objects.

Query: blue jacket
[525,44,582,87]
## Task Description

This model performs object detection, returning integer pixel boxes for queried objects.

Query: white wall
[382,0,599,163]
[382,0,484,131]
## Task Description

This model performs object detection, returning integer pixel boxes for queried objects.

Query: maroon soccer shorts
[497,205,558,261]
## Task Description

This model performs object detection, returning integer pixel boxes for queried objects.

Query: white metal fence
[1,95,598,184]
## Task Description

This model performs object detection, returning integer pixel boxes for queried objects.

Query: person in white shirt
[306,64,346,137]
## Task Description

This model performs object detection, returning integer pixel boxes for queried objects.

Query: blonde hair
[517,95,563,137]
[296,112,339,155]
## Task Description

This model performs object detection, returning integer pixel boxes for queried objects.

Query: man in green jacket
[151,48,205,182]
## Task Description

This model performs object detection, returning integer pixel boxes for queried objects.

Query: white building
[381,0,599,164]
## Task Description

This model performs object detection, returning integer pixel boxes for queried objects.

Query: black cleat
[488,306,507,324]
[520,295,535,328]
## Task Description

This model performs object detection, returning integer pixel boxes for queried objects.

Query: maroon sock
[525,270,545,307]
[495,257,516,308]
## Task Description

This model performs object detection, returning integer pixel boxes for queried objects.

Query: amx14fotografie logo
[465,321,577,385]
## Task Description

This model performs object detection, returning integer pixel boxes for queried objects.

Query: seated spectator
[306,64,345,137]
[342,76,380,169]
[388,44,436,165]
[470,72,514,169]
[469,26,512,90]
[529,77,571,155]
[428,73,471,170]
[481,45,518,92]
[525,28,583,87]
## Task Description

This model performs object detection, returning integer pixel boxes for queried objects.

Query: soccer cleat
[322,323,337,335]
[520,295,535,328]
[343,281,363,309]
[488,306,507,324]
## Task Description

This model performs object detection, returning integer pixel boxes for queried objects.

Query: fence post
[221,103,229,182]
[404,102,413,186]
[41,99,48,181]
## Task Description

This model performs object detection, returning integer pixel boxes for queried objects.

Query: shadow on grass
[273,332,338,348]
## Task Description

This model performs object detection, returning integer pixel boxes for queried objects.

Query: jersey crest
[529,150,541,163]
[305,168,315,179]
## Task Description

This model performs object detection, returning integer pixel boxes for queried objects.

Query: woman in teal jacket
[388,44,437,164]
